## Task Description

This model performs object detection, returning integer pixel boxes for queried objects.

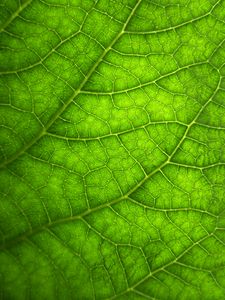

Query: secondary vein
[0,0,143,169]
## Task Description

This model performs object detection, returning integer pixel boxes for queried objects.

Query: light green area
[0,0,225,299]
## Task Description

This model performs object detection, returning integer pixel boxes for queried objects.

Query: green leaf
[0,0,225,299]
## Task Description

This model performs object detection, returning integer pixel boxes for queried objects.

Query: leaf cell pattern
[0,0,225,299]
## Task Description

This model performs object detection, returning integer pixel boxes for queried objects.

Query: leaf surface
[0,0,225,299]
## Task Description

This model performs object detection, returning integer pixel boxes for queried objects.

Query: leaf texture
[0,0,225,299]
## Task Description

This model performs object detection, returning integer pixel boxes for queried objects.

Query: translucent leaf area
[0,0,225,299]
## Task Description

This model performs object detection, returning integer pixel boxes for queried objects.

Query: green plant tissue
[0,0,225,299]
